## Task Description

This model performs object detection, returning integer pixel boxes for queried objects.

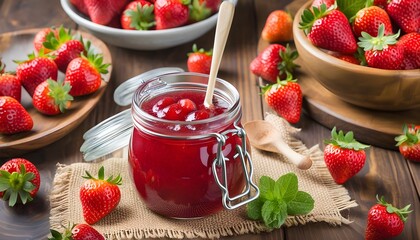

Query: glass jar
[128,72,259,218]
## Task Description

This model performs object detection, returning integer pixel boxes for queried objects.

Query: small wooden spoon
[244,120,313,170]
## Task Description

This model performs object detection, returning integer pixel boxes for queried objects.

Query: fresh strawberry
[397,32,420,69]
[358,24,404,69]
[323,127,370,184]
[64,50,110,96]
[33,79,73,115]
[187,44,212,74]
[0,158,40,207]
[80,166,122,224]
[386,0,420,34]
[33,27,58,54]
[261,10,294,43]
[352,5,393,38]
[121,0,155,30]
[0,72,21,102]
[49,223,105,240]
[311,0,334,8]
[250,44,299,83]
[299,4,357,54]
[365,195,412,240]
[0,96,33,134]
[70,0,89,16]
[15,51,58,97]
[43,26,87,73]
[262,73,302,124]
[154,0,190,30]
[83,0,130,26]
[395,124,420,162]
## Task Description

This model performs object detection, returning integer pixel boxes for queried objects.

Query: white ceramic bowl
[61,0,237,50]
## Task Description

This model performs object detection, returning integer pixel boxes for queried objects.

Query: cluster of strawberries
[70,0,221,30]
[0,26,110,135]
[0,157,121,239]
[300,0,420,70]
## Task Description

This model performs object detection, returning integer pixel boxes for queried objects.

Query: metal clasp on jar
[211,120,260,210]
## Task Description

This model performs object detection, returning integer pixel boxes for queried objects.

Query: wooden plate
[0,28,112,157]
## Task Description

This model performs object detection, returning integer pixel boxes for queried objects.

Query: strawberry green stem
[82,166,122,185]
[325,127,370,150]
[357,24,400,51]
[376,195,412,222]
[0,164,36,207]
[299,3,334,35]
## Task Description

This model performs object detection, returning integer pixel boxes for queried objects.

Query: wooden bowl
[292,1,420,111]
[0,28,112,157]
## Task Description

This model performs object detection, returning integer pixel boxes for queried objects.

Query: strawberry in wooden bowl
[292,0,420,111]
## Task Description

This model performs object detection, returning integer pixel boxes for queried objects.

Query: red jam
[128,89,247,218]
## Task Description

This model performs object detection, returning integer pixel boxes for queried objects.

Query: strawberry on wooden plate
[261,10,294,43]
[0,72,21,102]
[15,51,58,97]
[64,50,110,97]
[32,79,73,115]
[0,96,33,134]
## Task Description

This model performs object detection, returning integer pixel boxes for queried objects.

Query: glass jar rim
[131,72,241,127]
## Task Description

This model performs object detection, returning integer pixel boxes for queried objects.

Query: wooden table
[0,0,418,239]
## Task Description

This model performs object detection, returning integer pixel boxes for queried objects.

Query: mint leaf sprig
[247,173,315,229]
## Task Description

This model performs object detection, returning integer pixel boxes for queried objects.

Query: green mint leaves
[336,0,366,20]
[247,173,314,229]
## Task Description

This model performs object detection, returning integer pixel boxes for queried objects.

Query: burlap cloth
[49,113,358,239]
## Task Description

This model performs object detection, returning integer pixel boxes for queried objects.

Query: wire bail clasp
[212,121,260,210]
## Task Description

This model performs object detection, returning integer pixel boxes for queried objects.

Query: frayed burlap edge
[49,163,73,229]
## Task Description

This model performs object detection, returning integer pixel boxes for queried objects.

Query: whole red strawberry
[33,79,73,115]
[324,127,370,184]
[0,72,21,102]
[299,4,357,54]
[83,0,130,26]
[187,44,212,74]
[64,51,110,96]
[262,73,302,124]
[33,27,58,54]
[261,10,294,43]
[386,0,420,34]
[395,124,420,162]
[0,96,33,134]
[353,5,393,38]
[250,44,299,83]
[0,158,40,207]
[154,0,190,30]
[80,166,122,224]
[358,24,404,70]
[43,26,87,72]
[15,51,58,96]
[49,223,105,240]
[121,0,156,30]
[365,195,412,240]
[397,32,420,69]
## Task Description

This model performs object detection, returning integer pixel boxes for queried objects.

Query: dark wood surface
[0,0,419,239]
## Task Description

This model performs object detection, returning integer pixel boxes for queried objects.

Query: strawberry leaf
[336,0,366,20]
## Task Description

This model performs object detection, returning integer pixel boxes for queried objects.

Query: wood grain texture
[0,0,418,239]
[0,28,112,157]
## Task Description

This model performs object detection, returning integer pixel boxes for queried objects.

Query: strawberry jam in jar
[128,72,259,218]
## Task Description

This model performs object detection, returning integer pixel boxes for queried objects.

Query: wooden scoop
[244,120,312,170]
